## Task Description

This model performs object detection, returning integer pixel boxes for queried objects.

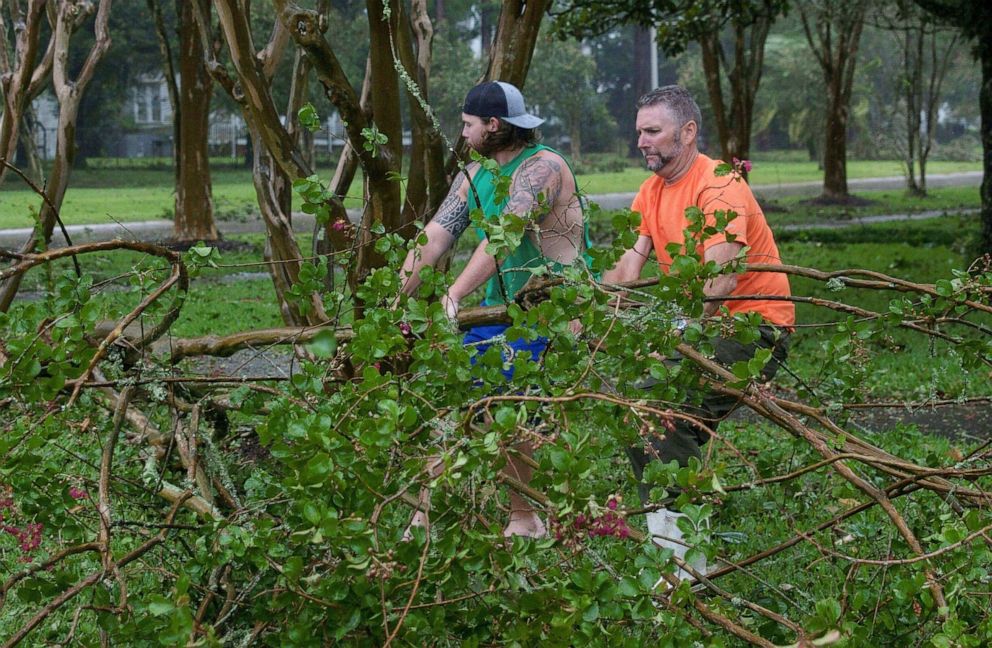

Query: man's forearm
[447,240,498,302]
[702,274,738,316]
[399,235,448,296]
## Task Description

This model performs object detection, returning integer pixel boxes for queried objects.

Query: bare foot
[503,511,547,539]
[402,510,429,542]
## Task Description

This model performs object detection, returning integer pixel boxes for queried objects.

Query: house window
[134,82,165,124]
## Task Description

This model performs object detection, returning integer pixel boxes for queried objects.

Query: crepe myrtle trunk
[0,0,47,186]
[0,0,112,313]
[821,80,850,201]
[981,43,992,257]
[174,0,217,242]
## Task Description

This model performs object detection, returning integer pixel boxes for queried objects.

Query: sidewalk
[0,171,982,249]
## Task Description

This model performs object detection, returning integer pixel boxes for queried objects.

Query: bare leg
[502,441,546,538]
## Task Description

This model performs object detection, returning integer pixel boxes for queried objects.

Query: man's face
[635,104,689,176]
[461,113,497,154]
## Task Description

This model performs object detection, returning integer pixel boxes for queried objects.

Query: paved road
[0,170,982,249]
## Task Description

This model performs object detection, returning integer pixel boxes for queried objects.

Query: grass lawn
[0,157,981,229]
[760,185,981,227]
[574,157,980,195]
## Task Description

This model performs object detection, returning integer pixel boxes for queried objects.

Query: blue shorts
[463,324,548,381]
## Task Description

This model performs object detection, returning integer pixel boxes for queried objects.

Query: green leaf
[307,329,338,359]
[147,595,175,616]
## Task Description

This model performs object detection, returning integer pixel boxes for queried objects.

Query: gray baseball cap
[462,81,544,129]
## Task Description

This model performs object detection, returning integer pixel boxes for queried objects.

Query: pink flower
[331,220,347,232]
[69,487,87,500]
[398,322,412,336]
[732,157,752,173]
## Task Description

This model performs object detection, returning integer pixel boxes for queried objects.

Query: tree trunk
[902,26,923,195]
[0,0,47,186]
[247,123,321,325]
[699,32,730,161]
[203,0,333,326]
[919,31,958,196]
[800,0,866,202]
[19,107,45,184]
[487,0,551,87]
[397,0,447,229]
[480,1,497,58]
[286,48,314,170]
[174,0,216,241]
[0,0,112,312]
[981,41,992,257]
[148,0,180,185]
[570,112,582,161]
[694,10,771,177]
[821,76,850,200]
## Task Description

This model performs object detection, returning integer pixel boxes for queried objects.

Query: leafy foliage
[2,200,991,645]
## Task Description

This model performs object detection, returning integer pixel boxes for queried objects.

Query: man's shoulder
[521,145,569,168]
[511,147,573,183]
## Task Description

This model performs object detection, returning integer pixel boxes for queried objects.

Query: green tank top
[467,144,594,305]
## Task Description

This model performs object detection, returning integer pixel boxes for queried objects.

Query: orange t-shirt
[633,154,795,327]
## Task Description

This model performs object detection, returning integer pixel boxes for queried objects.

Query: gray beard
[646,152,676,172]
[645,141,683,173]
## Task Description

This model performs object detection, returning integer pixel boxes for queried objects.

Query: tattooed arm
[503,154,564,226]
[398,170,473,296]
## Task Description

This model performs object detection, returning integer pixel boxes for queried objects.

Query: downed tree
[1,214,990,644]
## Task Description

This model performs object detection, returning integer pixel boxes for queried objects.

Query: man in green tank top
[398,81,591,538]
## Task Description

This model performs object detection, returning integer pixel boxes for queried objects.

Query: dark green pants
[626,326,790,504]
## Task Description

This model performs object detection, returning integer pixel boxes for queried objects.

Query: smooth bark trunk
[0,0,47,185]
[981,43,992,256]
[0,0,113,312]
[800,0,866,201]
[174,0,216,241]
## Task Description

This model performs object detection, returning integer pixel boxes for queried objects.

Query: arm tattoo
[505,157,564,224]
[431,173,470,238]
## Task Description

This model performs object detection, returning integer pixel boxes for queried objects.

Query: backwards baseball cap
[462,81,545,129]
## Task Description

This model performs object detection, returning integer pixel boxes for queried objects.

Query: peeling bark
[0,0,48,185]
[174,0,217,241]
[0,0,113,312]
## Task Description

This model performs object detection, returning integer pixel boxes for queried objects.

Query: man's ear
[486,117,500,132]
[682,119,698,144]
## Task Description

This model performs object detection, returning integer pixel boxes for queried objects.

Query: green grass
[574,158,979,195]
[777,228,991,400]
[0,157,981,229]
[760,185,981,227]
[0,168,366,229]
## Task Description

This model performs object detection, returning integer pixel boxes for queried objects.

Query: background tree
[797,0,868,202]
[555,0,789,172]
[148,0,217,242]
[0,0,112,312]
[871,0,959,196]
[194,0,329,327]
[526,34,615,161]
[0,0,50,185]
[72,0,160,163]
[911,0,992,255]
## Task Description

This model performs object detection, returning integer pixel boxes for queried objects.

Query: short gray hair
[637,85,702,135]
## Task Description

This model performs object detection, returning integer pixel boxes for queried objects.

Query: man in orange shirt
[603,85,794,579]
